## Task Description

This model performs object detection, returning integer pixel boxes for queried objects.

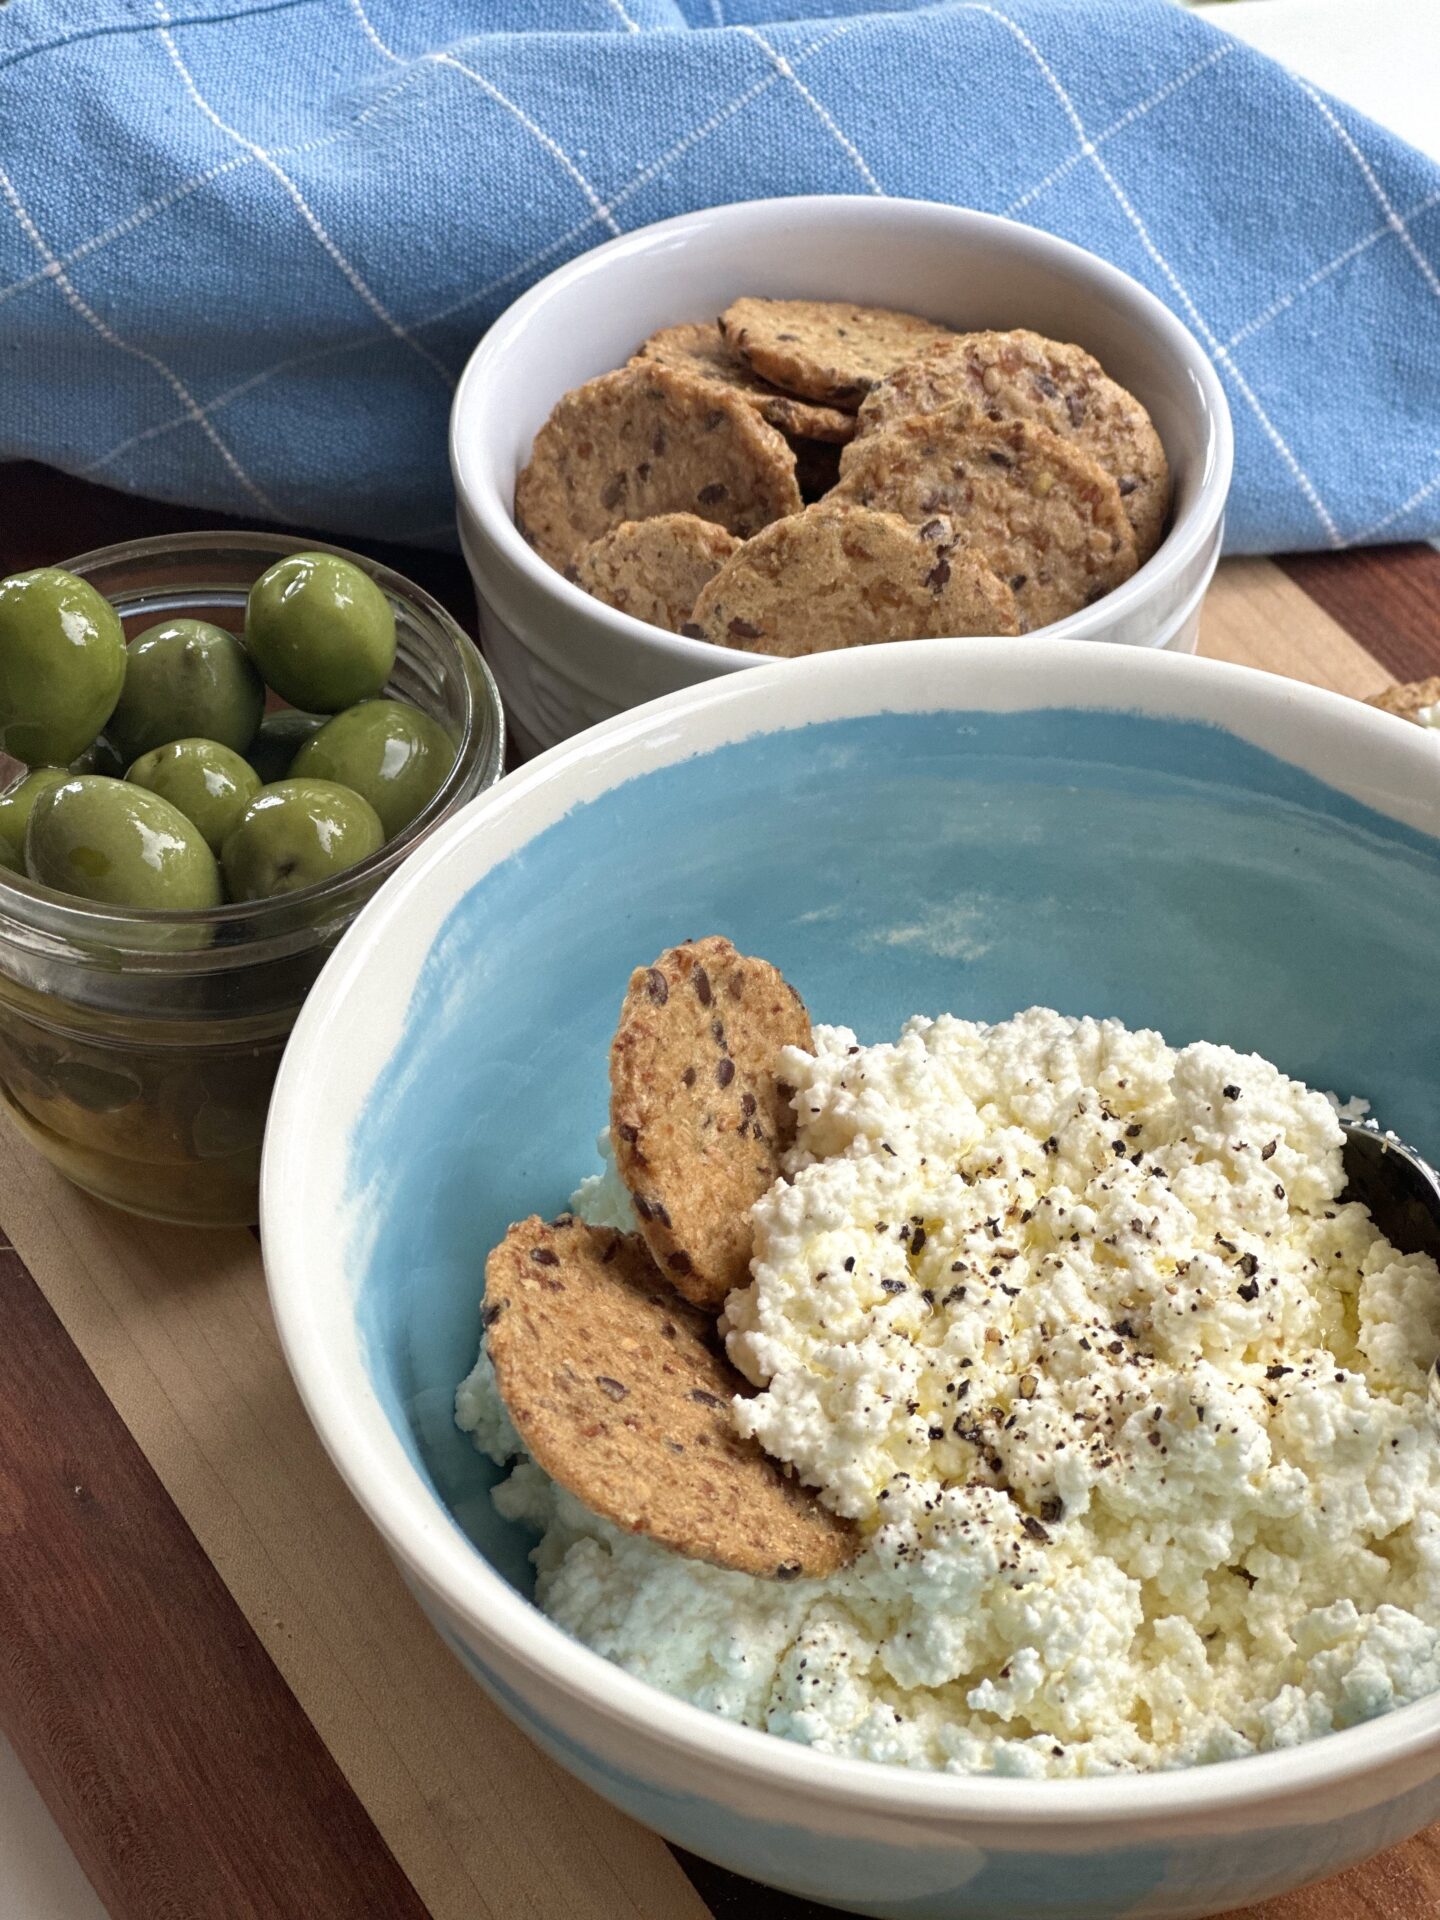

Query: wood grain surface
[0,1128,707,1920]
[1280,545,1440,688]
[0,459,1437,1920]
[0,1239,432,1920]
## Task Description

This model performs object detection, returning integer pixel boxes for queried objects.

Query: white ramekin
[451,196,1233,754]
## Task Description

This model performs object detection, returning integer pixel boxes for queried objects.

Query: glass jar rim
[0,530,504,968]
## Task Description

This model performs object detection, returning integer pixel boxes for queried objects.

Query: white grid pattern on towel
[735,24,884,195]
[0,59,435,313]
[1353,467,1440,547]
[154,3,454,386]
[967,2,1342,547]
[1003,42,1234,217]
[3,0,1429,547]
[350,0,623,238]
[0,159,283,517]
[80,18,861,479]
[1294,75,1440,307]
[1226,185,1440,352]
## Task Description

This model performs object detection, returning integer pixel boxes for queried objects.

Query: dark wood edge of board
[0,1245,432,1920]
[0,1224,835,1920]
[1278,544,1440,686]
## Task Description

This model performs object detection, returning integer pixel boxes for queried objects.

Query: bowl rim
[449,194,1234,669]
[264,637,1440,1831]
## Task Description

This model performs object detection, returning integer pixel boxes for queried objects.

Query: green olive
[221,778,384,900]
[107,619,264,763]
[25,775,222,911]
[45,1058,145,1115]
[246,708,326,784]
[244,553,396,712]
[290,699,455,839]
[0,768,69,872]
[126,737,261,855]
[0,569,126,766]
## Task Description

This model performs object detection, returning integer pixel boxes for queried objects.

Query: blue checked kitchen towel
[1,0,1437,551]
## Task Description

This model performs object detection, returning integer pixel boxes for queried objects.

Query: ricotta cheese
[457,1010,1440,1777]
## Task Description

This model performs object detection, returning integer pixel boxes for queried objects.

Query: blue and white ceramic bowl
[263,640,1440,1920]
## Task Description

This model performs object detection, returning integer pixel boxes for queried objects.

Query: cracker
[571,514,741,633]
[853,329,1171,561]
[1365,677,1440,723]
[484,1216,854,1577]
[630,322,855,445]
[514,364,802,573]
[682,502,1019,657]
[829,409,1138,630]
[719,298,953,411]
[610,937,812,1310]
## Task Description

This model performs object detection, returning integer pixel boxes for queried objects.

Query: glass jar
[0,533,504,1226]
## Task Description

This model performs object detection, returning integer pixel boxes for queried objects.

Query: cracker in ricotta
[459,1008,1440,1777]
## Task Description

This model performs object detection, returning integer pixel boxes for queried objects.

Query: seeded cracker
[484,1215,853,1577]
[610,937,813,1311]
[630,322,856,445]
[572,515,741,633]
[514,363,802,573]
[1365,676,1440,724]
[852,329,1171,561]
[683,502,1019,656]
[830,409,1138,630]
[719,298,953,411]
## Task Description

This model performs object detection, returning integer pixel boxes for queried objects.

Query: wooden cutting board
[1,462,1439,1920]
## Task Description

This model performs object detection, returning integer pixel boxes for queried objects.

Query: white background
[2,3,1435,1912]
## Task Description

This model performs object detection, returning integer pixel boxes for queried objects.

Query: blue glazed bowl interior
[348,707,1440,1594]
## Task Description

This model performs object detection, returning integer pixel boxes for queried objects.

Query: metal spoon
[1340,1120,1440,1263]
[1337,1122,1440,1417]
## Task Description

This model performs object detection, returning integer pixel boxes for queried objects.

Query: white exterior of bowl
[265,640,1440,1920]
[450,197,1232,755]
